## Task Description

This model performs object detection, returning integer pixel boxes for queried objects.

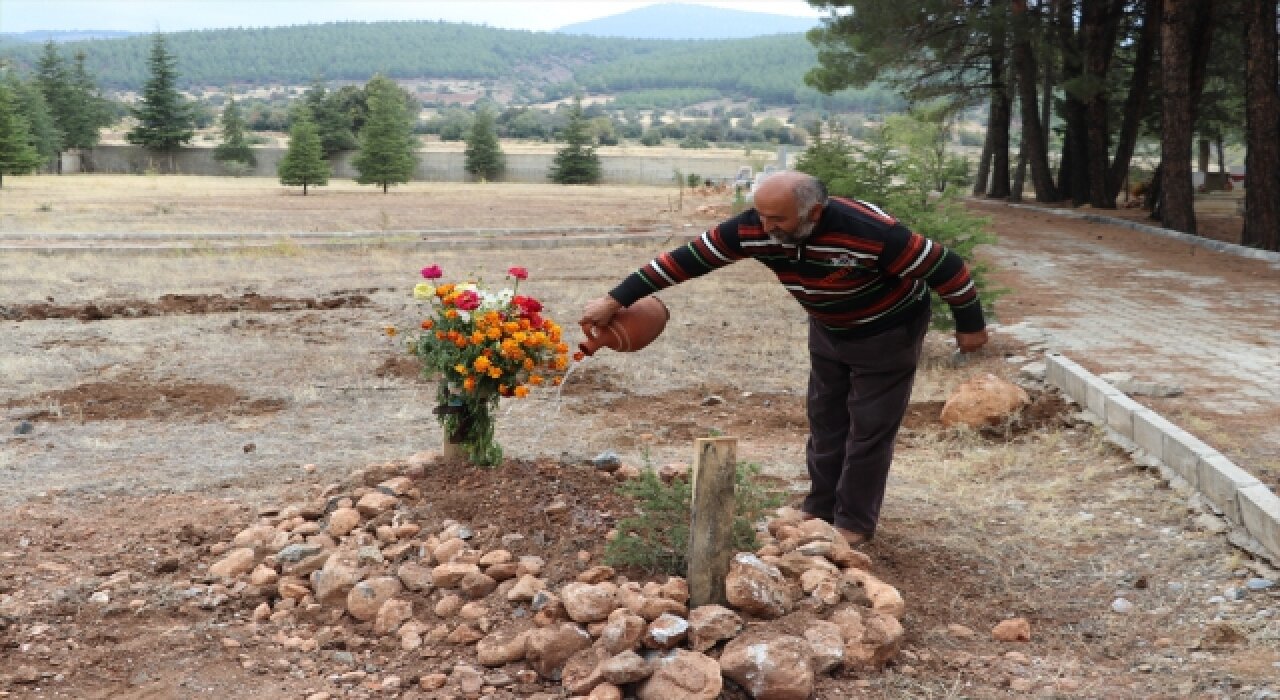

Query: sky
[0,1,823,34]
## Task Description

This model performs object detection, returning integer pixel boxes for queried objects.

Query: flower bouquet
[404,264,570,466]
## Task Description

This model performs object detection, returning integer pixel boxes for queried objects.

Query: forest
[0,21,897,109]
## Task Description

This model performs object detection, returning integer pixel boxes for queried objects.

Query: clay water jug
[578,296,670,356]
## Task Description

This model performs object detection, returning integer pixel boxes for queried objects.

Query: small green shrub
[604,461,784,576]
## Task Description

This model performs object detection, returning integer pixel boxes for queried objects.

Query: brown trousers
[801,305,930,537]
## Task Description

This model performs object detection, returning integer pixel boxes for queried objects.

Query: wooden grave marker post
[687,436,737,608]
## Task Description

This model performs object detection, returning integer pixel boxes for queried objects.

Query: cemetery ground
[1,176,1278,699]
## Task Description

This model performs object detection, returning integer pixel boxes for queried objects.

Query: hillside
[0,19,879,107]
[556,3,819,39]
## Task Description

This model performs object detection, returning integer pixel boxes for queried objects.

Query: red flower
[507,266,529,281]
[454,290,481,311]
[512,295,542,314]
[420,265,443,279]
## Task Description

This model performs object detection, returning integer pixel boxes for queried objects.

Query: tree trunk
[383,182,389,194]
[1012,0,1059,201]
[1108,0,1160,204]
[1242,0,1280,250]
[1159,0,1197,234]
[973,124,994,196]
[1056,0,1089,205]
[303,181,309,196]
[1082,0,1125,208]
[988,8,1012,199]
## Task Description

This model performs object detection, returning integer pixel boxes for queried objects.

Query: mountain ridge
[555,3,819,39]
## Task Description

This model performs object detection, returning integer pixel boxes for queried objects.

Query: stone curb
[1045,352,1280,565]
[0,232,696,256]
[1005,202,1280,265]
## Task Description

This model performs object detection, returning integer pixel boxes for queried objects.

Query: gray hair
[793,175,828,215]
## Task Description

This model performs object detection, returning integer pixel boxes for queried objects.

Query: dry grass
[0,175,715,234]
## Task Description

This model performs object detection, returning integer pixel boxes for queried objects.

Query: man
[581,171,988,546]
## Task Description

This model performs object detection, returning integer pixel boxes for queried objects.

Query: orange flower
[435,331,446,340]
[463,377,477,392]
[573,351,585,362]
[454,339,467,349]
[487,367,502,379]
[554,356,568,370]
[471,331,485,344]
[384,326,397,337]
[421,318,434,330]
[529,375,544,385]
[513,386,530,398]
[486,327,502,340]
[522,358,535,371]
[445,309,459,319]
[553,377,563,386]
[473,356,492,372]
[436,284,454,297]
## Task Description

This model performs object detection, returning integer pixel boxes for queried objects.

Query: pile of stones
[203,457,908,699]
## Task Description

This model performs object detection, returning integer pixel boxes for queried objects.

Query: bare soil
[1,178,1277,699]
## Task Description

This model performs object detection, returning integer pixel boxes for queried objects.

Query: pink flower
[507,266,529,281]
[454,290,481,311]
[512,295,542,314]
[421,265,443,279]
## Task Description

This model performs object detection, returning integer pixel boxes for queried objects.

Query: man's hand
[955,328,989,353]
[580,295,623,329]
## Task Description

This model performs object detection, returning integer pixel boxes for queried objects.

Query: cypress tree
[549,96,600,185]
[213,94,256,171]
[0,84,43,188]
[352,74,417,193]
[464,107,505,181]
[126,34,194,164]
[33,41,70,152]
[304,82,358,157]
[277,110,329,195]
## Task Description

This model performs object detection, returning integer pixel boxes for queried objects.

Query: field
[1,176,1277,699]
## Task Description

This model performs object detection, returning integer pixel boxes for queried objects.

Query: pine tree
[277,110,329,195]
[463,107,505,181]
[549,96,600,185]
[126,34,194,161]
[0,84,43,188]
[213,93,256,171]
[63,51,112,150]
[352,74,417,193]
[304,82,358,157]
[5,75,61,165]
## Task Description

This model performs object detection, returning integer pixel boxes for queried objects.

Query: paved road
[972,201,1280,479]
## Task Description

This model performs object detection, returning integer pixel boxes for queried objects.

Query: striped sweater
[609,196,985,338]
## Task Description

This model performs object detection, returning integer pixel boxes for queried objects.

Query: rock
[601,649,652,684]
[419,672,447,690]
[209,548,257,578]
[843,568,905,618]
[458,601,488,620]
[592,451,622,471]
[397,561,434,592]
[433,538,467,564]
[636,649,722,700]
[451,664,484,696]
[644,613,690,650]
[517,556,545,576]
[433,562,481,589]
[459,571,498,599]
[687,605,743,652]
[526,622,593,679]
[1247,578,1275,591]
[373,598,413,636]
[804,620,845,673]
[447,623,484,645]
[476,623,533,666]
[578,565,616,584]
[355,491,398,517]
[658,462,690,483]
[487,562,519,581]
[660,577,690,603]
[1111,598,1134,614]
[725,553,793,619]
[310,548,364,605]
[638,595,688,621]
[940,373,1030,429]
[562,582,618,623]
[831,606,903,670]
[326,508,362,537]
[435,593,464,618]
[992,617,1032,642]
[588,683,624,700]
[346,577,403,622]
[720,631,815,700]
[615,464,642,481]
[233,524,283,550]
[508,574,546,602]
[478,549,513,567]
[248,564,279,586]
[561,646,610,696]
[599,608,647,655]
[946,623,976,639]
[377,476,413,496]
[15,420,33,435]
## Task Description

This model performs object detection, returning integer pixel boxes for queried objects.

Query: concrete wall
[78,144,775,186]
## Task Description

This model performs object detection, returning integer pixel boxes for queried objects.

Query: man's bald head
[753,171,827,244]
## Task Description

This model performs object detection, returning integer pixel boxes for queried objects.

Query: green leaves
[126,35,194,152]
[352,74,418,193]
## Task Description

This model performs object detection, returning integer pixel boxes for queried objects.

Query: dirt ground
[2,177,1278,699]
